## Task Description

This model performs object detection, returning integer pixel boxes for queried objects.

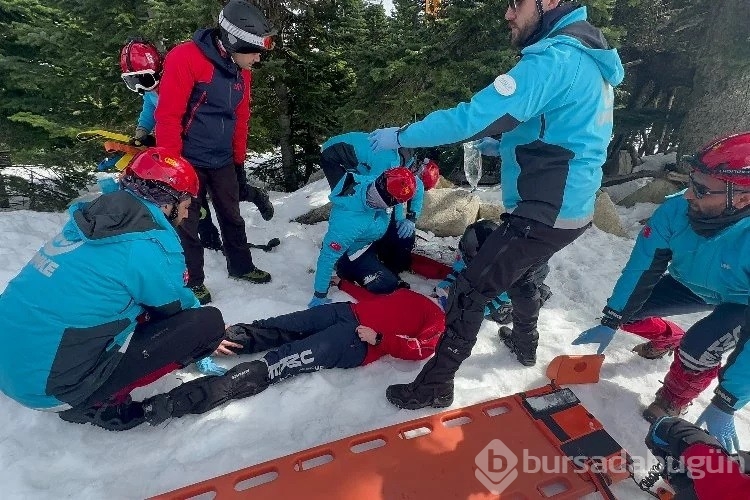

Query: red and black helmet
[119,40,162,94]
[420,159,440,191]
[126,147,199,198]
[375,167,417,206]
[687,132,750,187]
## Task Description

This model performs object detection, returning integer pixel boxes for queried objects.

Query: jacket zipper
[184,91,208,134]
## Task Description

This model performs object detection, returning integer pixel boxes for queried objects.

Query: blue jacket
[313,173,392,295]
[0,191,199,410]
[605,193,750,410]
[396,6,624,229]
[321,132,423,222]
[137,90,158,132]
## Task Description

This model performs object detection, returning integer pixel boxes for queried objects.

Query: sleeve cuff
[712,387,738,414]
[314,290,329,299]
[600,307,623,329]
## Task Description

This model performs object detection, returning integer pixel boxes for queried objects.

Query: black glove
[129,134,156,147]
[646,416,723,459]
[198,217,223,252]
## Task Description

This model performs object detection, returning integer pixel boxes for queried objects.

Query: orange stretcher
[152,382,630,499]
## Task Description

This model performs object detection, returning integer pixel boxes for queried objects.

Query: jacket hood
[524,6,625,87]
[192,28,239,76]
[329,172,380,214]
[64,191,179,249]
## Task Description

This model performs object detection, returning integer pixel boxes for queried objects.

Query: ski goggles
[121,70,159,94]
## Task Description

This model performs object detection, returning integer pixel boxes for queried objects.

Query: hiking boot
[231,268,272,284]
[633,341,675,360]
[498,326,536,366]
[386,381,454,410]
[191,284,212,305]
[242,186,274,221]
[59,396,146,431]
[642,387,689,423]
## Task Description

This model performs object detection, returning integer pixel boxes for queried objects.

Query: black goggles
[507,0,524,10]
[121,70,158,94]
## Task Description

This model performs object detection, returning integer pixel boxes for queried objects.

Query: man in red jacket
[155,0,275,305]
[222,277,445,384]
[645,416,750,498]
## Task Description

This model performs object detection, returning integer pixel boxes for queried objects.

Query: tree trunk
[273,79,297,192]
[676,1,750,156]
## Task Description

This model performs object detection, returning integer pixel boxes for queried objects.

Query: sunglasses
[121,70,158,94]
[507,0,525,10]
[688,171,750,199]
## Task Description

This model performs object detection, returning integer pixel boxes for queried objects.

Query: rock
[305,169,326,186]
[417,188,480,237]
[618,179,682,207]
[593,191,627,237]
[293,202,331,224]
[435,176,455,189]
[477,202,505,222]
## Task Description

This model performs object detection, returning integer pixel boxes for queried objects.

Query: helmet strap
[724,181,737,215]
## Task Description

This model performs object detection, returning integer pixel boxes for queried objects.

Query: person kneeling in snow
[223,277,445,385]
[308,167,417,307]
[0,148,267,431]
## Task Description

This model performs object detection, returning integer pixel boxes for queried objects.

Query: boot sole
[385,388,453,410]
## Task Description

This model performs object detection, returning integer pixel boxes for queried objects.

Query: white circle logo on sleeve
[493,74,517,96]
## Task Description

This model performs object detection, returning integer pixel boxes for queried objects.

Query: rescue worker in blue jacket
[320,132,432,278]
[0,149,267,431]
[370,0,624,409]
[573,132,750,452]
[309,167,417,308]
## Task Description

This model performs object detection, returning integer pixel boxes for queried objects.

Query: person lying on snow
[221,276,445,386]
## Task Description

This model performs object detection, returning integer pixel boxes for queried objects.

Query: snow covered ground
[0,179,747,499]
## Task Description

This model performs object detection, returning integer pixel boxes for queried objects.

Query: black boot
[142,360,270,425]
[224,323,304,354]
[242,185,274,221]
[498,325,537,366]
[59,395,147,431]
[386,332,473,410]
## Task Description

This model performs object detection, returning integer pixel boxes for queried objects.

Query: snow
[0,179,748,499]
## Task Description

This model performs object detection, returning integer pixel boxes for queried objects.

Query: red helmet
[688,132,750,187]
[126,148,199,198]
[420,159,440,190]
[375,167,417,205]
[119,40,162,93]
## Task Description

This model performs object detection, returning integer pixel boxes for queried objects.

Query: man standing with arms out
[573,133,750,452]
[156,0,276,305]
[370,0,624,409]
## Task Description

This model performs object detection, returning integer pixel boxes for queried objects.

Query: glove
[570,324,616,354]
[130,127,156,147]
[195,357,227,376]
[369,127,401,152]
[308,296,332,308]
[696,403,740,453]
[476,137,500,156]
[646,416,724,459]
[396,219,416,238]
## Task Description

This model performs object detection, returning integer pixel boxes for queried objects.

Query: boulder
[417,188,481,237]
[477,202,505,222]
[293,202,331,225]
[592,191,627,237]
[618,179,682,207]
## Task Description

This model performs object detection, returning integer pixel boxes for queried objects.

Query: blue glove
[396,219,416,238]
[308,296,332,308]
[695,403,740,453]
[476,137,500,157]
[195,357,227,376]
[570,325,616,354]
[369,127,401,152]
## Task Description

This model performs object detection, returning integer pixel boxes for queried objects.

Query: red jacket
[682,443,750,498]
[339,280,445,365]
[155,28,250,169]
